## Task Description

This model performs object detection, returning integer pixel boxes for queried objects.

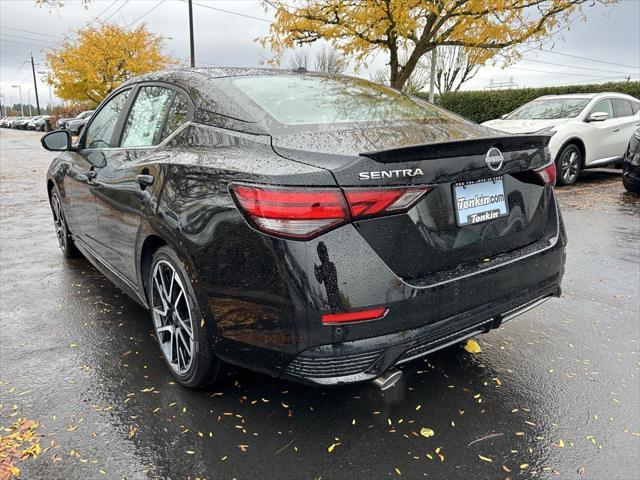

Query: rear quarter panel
[143,123,337,372]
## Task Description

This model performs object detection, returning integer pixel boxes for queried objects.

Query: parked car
[66,112,93,135]
[33,115,52,132]
[27,115,47,130]
[9,117,27,128]
[482,93,640,185]
[41,68,566,388]
[56,110,94,130]
[622,128,640,193]
[0,116,13,127]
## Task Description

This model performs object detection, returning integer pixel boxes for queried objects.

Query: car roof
[535,92,637,101]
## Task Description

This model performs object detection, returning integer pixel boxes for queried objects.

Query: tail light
[535,162,556,186]
[230,183,430,239]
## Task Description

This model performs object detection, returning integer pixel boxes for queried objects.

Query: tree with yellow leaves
[46,24,175,106]
[261,0,616,90]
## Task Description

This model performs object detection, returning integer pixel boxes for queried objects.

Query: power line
[1,33,56,46]
[0,55,29,89]
[520,58,634,76]
[128,0,167,27]
[186,0,272,23]
[0,26,64,40]
[100,0,132,25]
[539,48,639,70]
[508,66,625,78]
[0,38,53,49]
[89,0,121,26]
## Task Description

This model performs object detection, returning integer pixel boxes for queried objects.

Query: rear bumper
[282,241,563,385]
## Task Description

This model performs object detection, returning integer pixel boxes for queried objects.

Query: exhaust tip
[372,368,403,390]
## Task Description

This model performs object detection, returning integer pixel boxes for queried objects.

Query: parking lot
[1,127,638,479]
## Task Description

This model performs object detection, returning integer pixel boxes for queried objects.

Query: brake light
[343,187,430,219]
[230,184,430,239]
[322,307,388,324]
[535,162,556,186]
[230,184,349,239]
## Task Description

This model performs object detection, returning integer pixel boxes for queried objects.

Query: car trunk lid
[272,127,555,279]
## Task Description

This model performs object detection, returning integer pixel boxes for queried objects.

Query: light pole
[37,70,54,111]
[11,85,24,115]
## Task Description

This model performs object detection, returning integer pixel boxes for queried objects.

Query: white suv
[482,93,640,185]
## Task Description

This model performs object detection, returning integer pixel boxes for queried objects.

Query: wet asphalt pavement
[0,128,638,480]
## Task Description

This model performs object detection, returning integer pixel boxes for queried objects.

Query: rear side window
[121,86,176,147]
[84,89,130,149]
[159,93,188,143]
[612,99,634,118]
[631,101,640,114]
[589,98,614,119]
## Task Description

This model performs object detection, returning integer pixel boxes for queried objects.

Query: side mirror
[41,130,72,151]
[587,111,609,122]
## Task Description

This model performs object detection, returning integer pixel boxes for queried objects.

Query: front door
[73,88,133,257]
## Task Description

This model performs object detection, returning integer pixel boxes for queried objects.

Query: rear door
[612,98,640,157]
[585,98,620,163]
[92,83,192,284]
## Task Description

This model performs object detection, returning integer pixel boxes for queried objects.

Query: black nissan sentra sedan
[41,68,566,389]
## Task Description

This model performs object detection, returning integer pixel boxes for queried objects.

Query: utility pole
[428,47,437,103]
[27,90,33,116]
[30,53,41,115]
[188,0,195,67]
[11,85,24,115]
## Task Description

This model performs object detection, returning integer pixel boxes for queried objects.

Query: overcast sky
[1,0,639,108]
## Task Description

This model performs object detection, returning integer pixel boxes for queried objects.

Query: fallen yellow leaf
[327,442,340,453]
[464,339,482,354]
[478,454,492,462]
[420,427,435,438]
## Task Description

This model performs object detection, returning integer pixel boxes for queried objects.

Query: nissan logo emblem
[485,147,504,171]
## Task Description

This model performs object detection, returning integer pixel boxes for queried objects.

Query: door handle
[613,128,620,132]
[136,174,155,187]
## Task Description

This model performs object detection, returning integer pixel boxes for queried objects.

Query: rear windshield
[507,98,590,120]
[231,75,463,126]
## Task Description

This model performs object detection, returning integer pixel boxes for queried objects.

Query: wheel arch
[555,137,586,168]
[139,233,168,304]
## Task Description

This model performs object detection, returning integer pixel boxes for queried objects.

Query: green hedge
[418,81,640,124]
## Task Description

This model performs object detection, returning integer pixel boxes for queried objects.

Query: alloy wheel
[560,150,579,184]
[51,194,67,251]
[151,260,195,375]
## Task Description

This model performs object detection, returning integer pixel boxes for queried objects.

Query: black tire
[555,144,582,186]
[622,176,640,193]
[49,189,79,258]
[148,246,220,388]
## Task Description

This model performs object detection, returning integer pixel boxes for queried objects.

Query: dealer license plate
[453,176,508,226]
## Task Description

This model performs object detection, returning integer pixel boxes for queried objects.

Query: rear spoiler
[362,135,551,163]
